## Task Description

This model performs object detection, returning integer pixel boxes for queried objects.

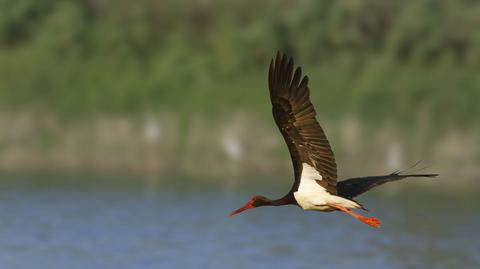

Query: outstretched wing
[337,173,438,199]
[268,52,337,194]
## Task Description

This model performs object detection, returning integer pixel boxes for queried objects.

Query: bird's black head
[227,195,269,217]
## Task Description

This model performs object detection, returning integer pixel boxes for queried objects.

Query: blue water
[0,177,479,269]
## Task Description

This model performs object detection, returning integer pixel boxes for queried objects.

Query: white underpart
[294,163,361,211]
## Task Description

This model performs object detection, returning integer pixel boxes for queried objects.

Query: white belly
[294,163,360,211]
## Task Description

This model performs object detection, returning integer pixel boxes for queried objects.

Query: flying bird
[228,52,437,228]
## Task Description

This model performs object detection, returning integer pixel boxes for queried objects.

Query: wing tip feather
[270,52,309,93]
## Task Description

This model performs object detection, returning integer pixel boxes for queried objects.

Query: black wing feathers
[269,52,337,194]
[337,173,438,199]
[268,53,437,199]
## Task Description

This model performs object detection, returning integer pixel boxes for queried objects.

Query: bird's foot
[358,216,381,228]
[327,203,381,228]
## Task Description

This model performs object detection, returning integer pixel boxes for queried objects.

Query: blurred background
[0,1,479,268]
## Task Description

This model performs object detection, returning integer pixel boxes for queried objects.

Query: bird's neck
[263,194,294,206]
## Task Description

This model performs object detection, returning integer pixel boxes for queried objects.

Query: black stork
[228,52,437,228]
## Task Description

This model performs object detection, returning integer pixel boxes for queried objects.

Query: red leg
[327,203,381,228]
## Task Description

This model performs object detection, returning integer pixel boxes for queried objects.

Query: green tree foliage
[0,0,479,129]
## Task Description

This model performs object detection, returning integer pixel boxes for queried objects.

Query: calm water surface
[0,175,479,269]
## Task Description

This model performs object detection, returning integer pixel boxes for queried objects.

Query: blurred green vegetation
[0,0,479,130]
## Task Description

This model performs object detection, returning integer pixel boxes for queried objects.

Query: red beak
[227,203,254,217]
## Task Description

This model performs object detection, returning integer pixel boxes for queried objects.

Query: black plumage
[268,52,437,199]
